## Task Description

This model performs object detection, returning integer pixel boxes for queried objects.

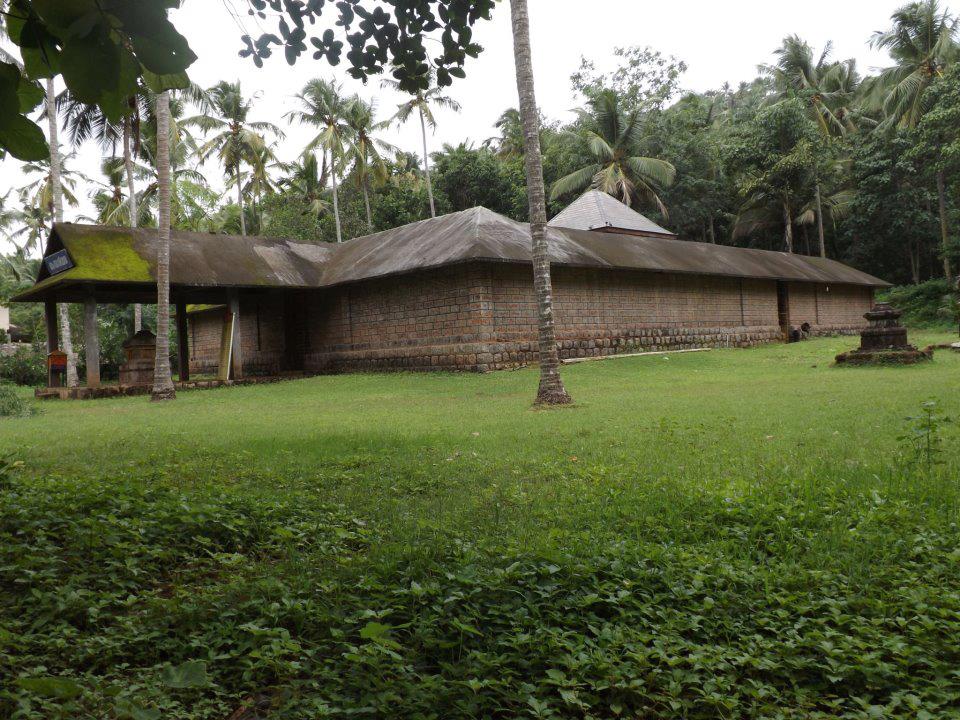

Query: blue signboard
[44,249,74,277]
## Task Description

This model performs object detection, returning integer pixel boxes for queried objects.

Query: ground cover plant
[1,335,959,718]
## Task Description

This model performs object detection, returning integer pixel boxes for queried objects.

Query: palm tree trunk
[708,215,716,243]
[330,149,343,243]
[936,169,952,279]
[419,105,436,218]
[908,239,920,284]
[814,181,826,258]
[509,0,571,406]
[152,91,176,401]
[124,115,143,332]
[45,78,78,388]
[782,197,794,253]
[363,180,373,233]
[236,165,247,236]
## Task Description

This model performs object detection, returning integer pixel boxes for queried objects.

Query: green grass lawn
[2,333,959,719]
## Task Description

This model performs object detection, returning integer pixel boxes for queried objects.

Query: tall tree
[288,78,351,242]
[729,99,820,253]
[277,153,330,220]
[870,0,958,276]
[869,0,958,130]
[510,0,571,405]
[138,92,214,230]
[551,90,676,215]
[151,91,175,402]
[346,98,395,232]
[187,81,281,237]
[60,91,149,328]
[769,36,861,257]
[383,72,462,218]
[485,108,526,158]
[44,78,78,387]
[910,63,960,279]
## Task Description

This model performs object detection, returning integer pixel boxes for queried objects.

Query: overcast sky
[2,0,959,254]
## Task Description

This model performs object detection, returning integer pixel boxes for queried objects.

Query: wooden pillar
[83,293,100,388]
[44,301,59,353]
[228,290,244,380]
[175,302,190,382]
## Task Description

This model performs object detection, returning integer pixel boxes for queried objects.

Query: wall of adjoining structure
[188,293,288,377]
[186,262,874,375]
[303,264,492,373]
[787,282,873,335]
[483,265,784,370]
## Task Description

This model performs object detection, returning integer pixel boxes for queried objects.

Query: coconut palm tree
[0,192,15,243]
[277,153,330,219]
[767,36,863,257]
[288,78,352,242]
[187,81,282,237]
[89,158,132,226]
[509,0,571,405]
[484,108,526,157]
[43,78,78,386]
[9,205,51,258]
[550,90,676,215]
[137,92,216,230]
[152,90,176,402]
[346,98,396,232]
[227,144,280,235]
[869,0,958,277]
[88,157,154,227]
[768,36,862,136]
[59,90,153,329]
[383,71,462,218]
[17,155,84,215]
[868,0,958,130]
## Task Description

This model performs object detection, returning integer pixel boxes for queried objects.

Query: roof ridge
[591,189,608,228]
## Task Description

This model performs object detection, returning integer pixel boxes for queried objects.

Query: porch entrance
[776,281,791,341]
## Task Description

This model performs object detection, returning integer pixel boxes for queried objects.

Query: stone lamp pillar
[119,330,157,387]
[835,303,932,365]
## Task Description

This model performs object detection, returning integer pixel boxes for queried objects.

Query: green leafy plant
[899,399,953,473]
[0,453,23,489]
[0,383,36,417]
[881,279,959,329]
[0,345,45,387]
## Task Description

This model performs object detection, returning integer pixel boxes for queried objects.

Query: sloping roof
[548,190,676,237]
[12,207,889,302]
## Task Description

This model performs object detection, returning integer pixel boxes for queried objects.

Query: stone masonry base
[305,325,850,374]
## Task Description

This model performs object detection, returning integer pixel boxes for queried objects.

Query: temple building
[12,192,888,388]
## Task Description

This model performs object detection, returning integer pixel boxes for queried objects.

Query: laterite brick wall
[787,282,873,335]
[188,294,287,376]
[186,262,875,375]
[302,264,494,372]
[483,265,784,370]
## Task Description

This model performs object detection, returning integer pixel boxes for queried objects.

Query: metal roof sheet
[548,190,676,236]
[12,207,889,302]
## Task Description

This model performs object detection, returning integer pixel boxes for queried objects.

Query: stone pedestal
[119,330,157,386]
[835,303,931,365]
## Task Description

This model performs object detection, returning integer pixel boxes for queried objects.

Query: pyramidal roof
[548,190,676,237]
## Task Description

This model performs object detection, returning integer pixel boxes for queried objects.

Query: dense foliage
[0,344,44,386]
[881,278,960,328]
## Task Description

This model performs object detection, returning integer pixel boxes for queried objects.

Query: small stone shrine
[119,330,157,386]
[835,303,932,365]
